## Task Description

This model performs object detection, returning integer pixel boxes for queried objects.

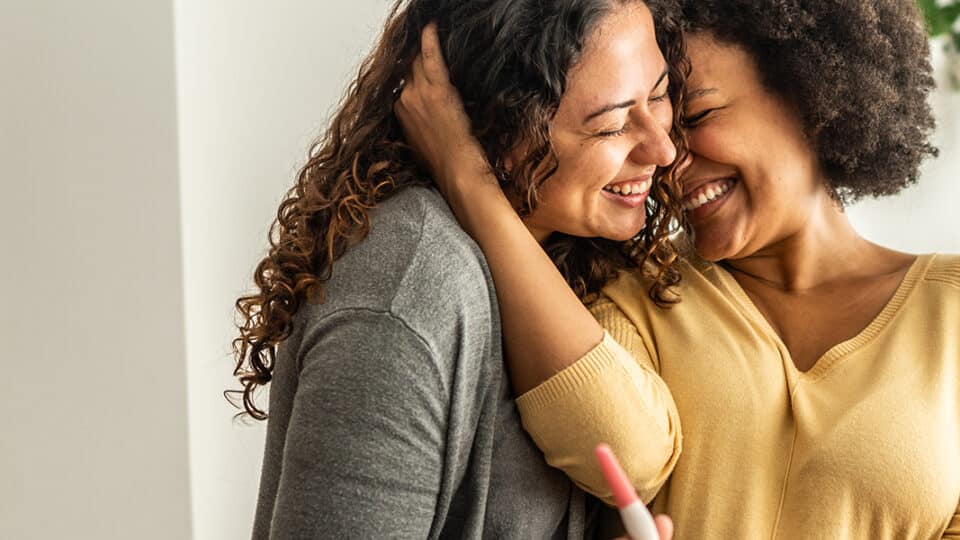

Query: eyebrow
[582,67,669,124]
[687,87,718,100]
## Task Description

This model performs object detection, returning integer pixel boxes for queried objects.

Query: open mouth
[603,178,652,196]
[682,177,736,214]
[601,178,652,209]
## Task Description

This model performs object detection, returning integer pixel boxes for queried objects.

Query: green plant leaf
[919,0,960,36]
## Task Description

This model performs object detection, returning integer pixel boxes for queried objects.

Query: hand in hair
[394,23,496,201]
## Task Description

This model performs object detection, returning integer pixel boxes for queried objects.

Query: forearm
[517,333,681,504]
[444,178,604,395]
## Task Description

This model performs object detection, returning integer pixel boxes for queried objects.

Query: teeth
[683,179,734,212]
[603,179,652,196]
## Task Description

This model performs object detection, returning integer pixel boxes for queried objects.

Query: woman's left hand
[393,23,497,200]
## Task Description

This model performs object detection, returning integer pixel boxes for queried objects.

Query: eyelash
[596,91,670,138]
[683,109,714,127]
[650,90,670,103]
[597,126,628,138]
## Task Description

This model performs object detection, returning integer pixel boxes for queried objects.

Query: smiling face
[522,2,677,242]
[680,32,826,261]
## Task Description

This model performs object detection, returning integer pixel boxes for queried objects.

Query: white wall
[172,2,393,539]
[0,1,191,539]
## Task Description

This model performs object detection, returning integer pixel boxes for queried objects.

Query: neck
[723,193,874,292]
[523,219,553,245]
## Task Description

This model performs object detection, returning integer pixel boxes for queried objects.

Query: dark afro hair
[680,0,939,204]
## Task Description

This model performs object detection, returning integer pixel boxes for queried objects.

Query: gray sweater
[251,187,587,539]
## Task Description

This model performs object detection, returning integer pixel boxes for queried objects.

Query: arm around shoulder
[515,296,682,505]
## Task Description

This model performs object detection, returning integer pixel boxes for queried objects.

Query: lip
[606,171,655,189]
[601,188,649,209]
[682,175,737,197]
[685,180,735,222]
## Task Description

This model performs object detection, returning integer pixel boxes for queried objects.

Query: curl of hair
[230,0,689,419]
[679,0,938,204]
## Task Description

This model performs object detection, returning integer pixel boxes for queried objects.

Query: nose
[628,111,677,167]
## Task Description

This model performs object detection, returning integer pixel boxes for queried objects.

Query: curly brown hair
[679,0,938,204]
[230,0,689,420]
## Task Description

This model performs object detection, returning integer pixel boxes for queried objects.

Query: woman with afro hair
[396,0,960,538]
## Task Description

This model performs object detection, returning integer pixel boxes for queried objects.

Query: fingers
[420,22,451,85]
[402,22,451,99]
[395,50,425,120]
[411,47,426,93]
[655,514,674,540]
[395,21,469,142]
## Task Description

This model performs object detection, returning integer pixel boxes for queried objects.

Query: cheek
[534,155,614,221]
[656,102,674,132]
[687,126,729,161]
[555,141,626,187]
[534,169,586,218]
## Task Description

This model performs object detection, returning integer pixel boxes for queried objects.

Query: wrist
[442,162,506,205]
[445,174,517,235]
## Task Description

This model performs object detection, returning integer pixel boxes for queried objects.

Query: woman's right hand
[393,23,499,202]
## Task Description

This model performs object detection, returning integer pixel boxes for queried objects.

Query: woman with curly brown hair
[399,0,960,538]
[235,0,688,537]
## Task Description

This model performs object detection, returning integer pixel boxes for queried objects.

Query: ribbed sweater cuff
[515,332,618,414]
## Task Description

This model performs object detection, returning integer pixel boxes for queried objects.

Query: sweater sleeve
[265,309,447,538]
[515,296,682,505]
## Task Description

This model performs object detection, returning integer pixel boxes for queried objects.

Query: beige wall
[0,1,191,539]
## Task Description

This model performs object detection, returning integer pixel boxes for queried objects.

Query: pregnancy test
[595,444,660,540]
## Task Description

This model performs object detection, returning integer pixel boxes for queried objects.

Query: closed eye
[596,125,628,138]
[682,108,715,127]
[649,90,670,103]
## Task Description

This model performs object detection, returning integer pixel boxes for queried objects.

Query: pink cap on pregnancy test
[595,444,661,540]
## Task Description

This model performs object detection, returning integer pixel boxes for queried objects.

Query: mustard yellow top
[517,253,960,539]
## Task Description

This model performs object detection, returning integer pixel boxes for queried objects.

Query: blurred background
[1,1,957,539]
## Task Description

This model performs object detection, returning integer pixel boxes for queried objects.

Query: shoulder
[371,186,498,323]
[379,186,494,295]
[300,186,499,365]
[601,254,714,309]
[922,253,960,289]
[319,186,493,311]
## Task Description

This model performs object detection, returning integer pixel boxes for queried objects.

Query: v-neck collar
[710,254,934,382]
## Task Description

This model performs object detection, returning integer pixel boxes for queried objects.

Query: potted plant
[919,0,960,86]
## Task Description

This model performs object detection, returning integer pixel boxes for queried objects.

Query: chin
[608,233,638,242]
[692,227,743,262]
[693,242,727,262]
[605,223,646,242]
